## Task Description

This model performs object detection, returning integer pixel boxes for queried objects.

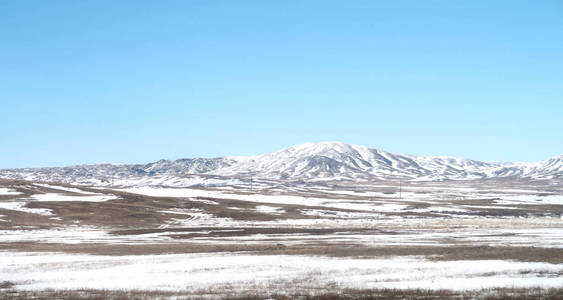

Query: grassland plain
[0,179,562,299]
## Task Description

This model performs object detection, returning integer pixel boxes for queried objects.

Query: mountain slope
[217,142,513,180]
[0,142,561,186]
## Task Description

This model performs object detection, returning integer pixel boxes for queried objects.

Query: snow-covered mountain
[1,142,561,186]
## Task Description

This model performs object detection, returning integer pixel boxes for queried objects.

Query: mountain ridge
[1,142,561,186]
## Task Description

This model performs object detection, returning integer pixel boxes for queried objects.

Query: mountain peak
[283,141,373,156]
[1,143,562,185]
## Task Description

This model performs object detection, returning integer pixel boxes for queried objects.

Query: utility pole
[250,175,253,192]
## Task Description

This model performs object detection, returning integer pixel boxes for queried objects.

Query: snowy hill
[0,142,561,186]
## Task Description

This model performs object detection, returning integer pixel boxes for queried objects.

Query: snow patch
[0,202,53,216]
[28,193,118,202]
[0,188,22,195]
[255,205,285,215]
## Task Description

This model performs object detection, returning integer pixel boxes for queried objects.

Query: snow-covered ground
[27,193,119,202]
[0,202,53,216]
[2,252,562,293]
[255,205,285,215]
[0,179,562,297]
[121,187,412,213]
[0,188,22,195]
[121,186,563,216]
[32,184,100,195]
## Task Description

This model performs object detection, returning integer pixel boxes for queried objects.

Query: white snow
[0,202,53,216]
[190,198,219,205]
[409,206,469,213]
[0,188,22,195]
[495,194,563,205]
[160,210,234,228]
[160,209,202,216]
[2,252,562,293]
[0,227,173,244]
[121,187,410,213]
[33,184,98,195]
[255,205,285,215]
[300,209,382,219]
[1,142,562,184]
[28,193,118,202]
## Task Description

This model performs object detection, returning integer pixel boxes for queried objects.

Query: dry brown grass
[259,245,563,264]
[2,240,562,265]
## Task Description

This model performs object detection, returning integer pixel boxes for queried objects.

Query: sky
[1,1,562,168]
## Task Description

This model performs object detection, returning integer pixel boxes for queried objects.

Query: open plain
[0,177,562,299]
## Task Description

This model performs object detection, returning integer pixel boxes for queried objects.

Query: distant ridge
[1,142,561,186]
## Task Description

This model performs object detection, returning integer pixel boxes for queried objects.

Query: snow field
[0,188,22,195]
[2,252,562,293]
[0,202,53,216]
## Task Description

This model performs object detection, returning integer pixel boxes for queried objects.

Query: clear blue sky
[1,1,562,168]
